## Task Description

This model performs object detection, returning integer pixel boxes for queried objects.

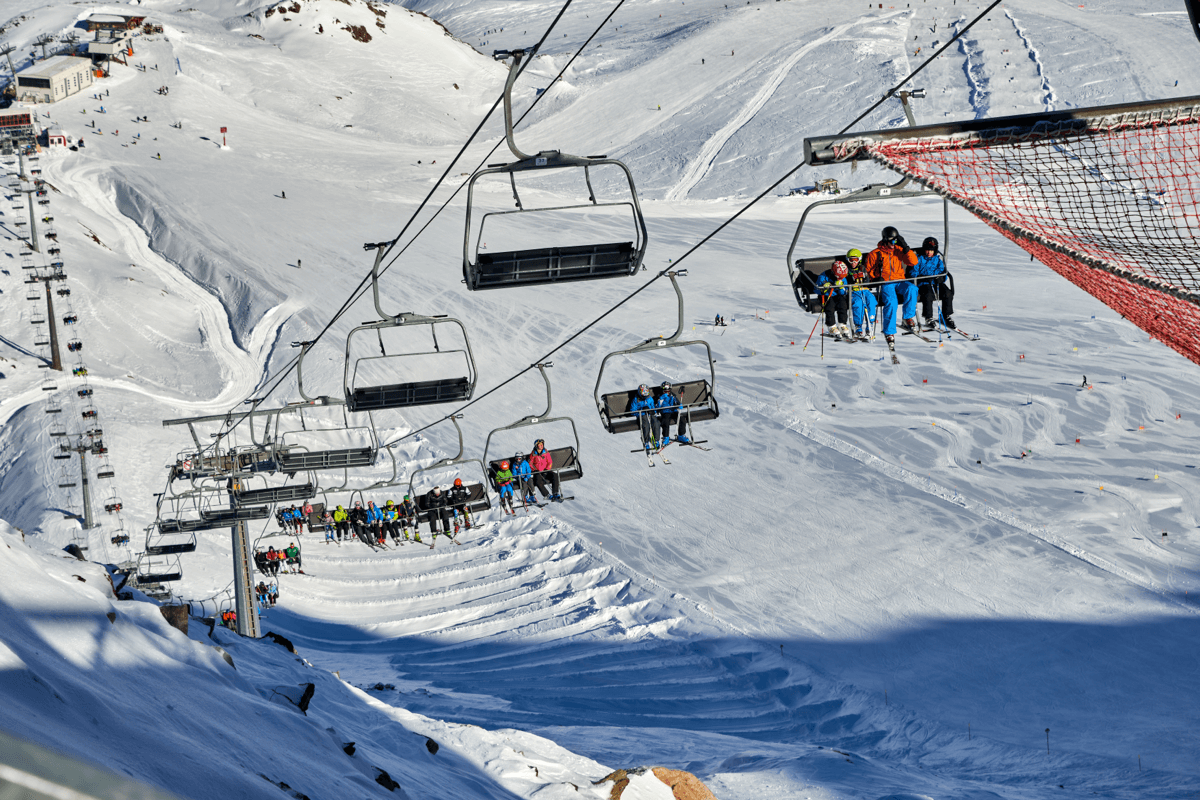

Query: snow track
[664,22,858,202]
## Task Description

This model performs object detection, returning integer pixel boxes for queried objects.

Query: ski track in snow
[664,21,859,202]
[778,413,1198,614]
[1006,9,1057,112]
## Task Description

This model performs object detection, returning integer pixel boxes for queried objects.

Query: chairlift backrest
[462,49,648,290]
[486,446,582,491]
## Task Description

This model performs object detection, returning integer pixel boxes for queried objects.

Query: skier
[448,478,473,532]
[514,453,535,505]
[655,381,690,444]
[366,500,386,544]
[864,226,919,344]
[529,439,562,501]
[267,582,278,606]
[846,249,877,337]
[300,500,314,532]
[815,259,852,340]
[322,509,336,543]
[284,542,301,573]
[913,237,955,329]
[289,504,304,535]
[265,547,282,576]
[275,506,289,530]
[398,495,419,541]
[422,486,450,540]
[494,460,517,515]
[348,501,370,543]
[382,499,402,542]
[332,504,350,542]
[254,549,269,575]
[629,384,662,451]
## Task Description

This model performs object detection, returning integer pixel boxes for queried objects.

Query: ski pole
[802,296,826,351]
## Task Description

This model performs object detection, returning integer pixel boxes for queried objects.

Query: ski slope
[2,0,1200,798]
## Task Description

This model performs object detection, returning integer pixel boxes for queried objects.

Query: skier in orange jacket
[864,226,919,343]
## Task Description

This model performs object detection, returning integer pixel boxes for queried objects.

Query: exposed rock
[159,605,188,634]
[652,768,719,800]
[264,631,297,654]
[374,768,400,791]
[424,738,439,755]
[63,544,85,561]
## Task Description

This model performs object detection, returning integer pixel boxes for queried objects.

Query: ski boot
[677,434,690,444]
[838,323,853,339]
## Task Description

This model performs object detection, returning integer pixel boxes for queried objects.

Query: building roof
[17,56,93,80]
[88,14,127,23]
[47,127,65,136]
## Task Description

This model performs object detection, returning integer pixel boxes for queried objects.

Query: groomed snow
[1,0,1199,798]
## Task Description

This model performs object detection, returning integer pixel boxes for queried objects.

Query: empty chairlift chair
[594,271,719,441]
[462,49,648,291]
[273,405,378,473]
[482,363,583,492]
[337,242,478,413]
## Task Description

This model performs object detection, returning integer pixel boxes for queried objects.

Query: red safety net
[833,105,1200,364]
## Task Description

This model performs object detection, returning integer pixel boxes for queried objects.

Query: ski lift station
[14,56,94,104]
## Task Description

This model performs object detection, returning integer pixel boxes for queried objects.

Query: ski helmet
[832,261,849,279]
[368,500,375,507]
[501,460,510,470]
[846,248,862,260]
[881,226,900,245]
[638,384,650,397]
[432,486,442,494]
[661,381,672,391]
[403,495,410,501]
[534,438,545,449]
[922,236,939,253]
[454,478,463,487]
[386,500,394,506]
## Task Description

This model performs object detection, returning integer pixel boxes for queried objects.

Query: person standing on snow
[864,226,919,344]
[846,248,877,338]
[815,258,852,340]
[913,236,956,329]
[655,381,690,444]
[629,384,662,451]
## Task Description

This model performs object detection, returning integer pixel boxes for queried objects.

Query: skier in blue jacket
[846,249,877,338]
[629,384,662,451]
[913,237,955,329]
[655,381,690,444]
[514,453,535,504]
[366,501,386,544]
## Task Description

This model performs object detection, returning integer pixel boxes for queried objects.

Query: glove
[895,235,909,251]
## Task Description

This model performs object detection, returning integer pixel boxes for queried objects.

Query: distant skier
[864,226,919,344]
[815,258,852,340]
[913,237,955,329]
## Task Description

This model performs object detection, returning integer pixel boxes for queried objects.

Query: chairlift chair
[40,379,57,392]
[49,422,67,437]
[594,271,719,436]
[105,499,123,513]
[273,402,378,472]
[784,178,950,313]
[56,287,71,297]
[482,363,583,492]
[234,477,317,506]
[462,49,648,290]
[96,466,115,479]
[338,243,478,412]
[136,553,182,583]
[408,416,493,524]
[45,397,62,414]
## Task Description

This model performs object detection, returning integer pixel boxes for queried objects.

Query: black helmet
[881,226,900,245]
[922,237,939,253]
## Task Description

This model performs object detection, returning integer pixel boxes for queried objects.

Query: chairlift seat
[235,483,316,506]
[199,506,270,524]
[472,241,637,290]
[96,469,115,479]
[276,446,374,472]
[145,538,197,555]
[600,380,719,434]
[791,256,845,313]
[348,376,471,413]
[487,447,582,491]
[414,484,490,523]
[305,502,327,532]
[58,481,76,487]
[139,568,182,583]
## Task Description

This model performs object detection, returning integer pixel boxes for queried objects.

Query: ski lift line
[156,0,593,474]
[379,159,809,451]
[837,0,1003,136]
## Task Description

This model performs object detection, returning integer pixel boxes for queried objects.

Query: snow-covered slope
[2,0,1200,798]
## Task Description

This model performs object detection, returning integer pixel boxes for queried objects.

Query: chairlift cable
[155,0,589,465]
